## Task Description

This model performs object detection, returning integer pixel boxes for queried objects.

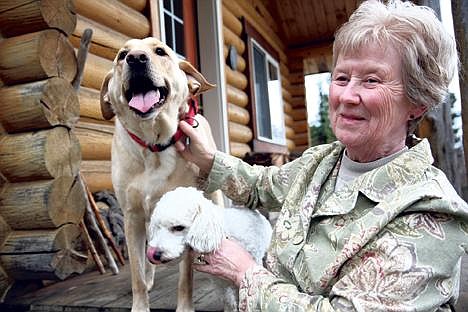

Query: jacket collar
[312,139,435,217]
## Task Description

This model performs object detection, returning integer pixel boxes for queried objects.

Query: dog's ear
[179,60,216,96]
[185,201,223,253]
[100,71,115,120]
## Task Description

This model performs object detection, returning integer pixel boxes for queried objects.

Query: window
[252,41,286,145]
[244,20,287,153]
[159,0,185,58]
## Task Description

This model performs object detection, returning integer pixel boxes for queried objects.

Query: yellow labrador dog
[100,38,220,312]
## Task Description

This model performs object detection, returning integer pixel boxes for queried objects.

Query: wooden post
[451,0,468,197]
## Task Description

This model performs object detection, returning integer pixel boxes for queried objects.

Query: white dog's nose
[147,246,162,264]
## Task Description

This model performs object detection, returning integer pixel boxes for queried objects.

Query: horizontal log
[285,126,295,140]
[74,0,150,38]
[0,77,79,133]
[0,29,76,85]
[81,52,113,90]
[225,67,247,90]
[230,141,251,158]
[224,45,246,72]
[228,103,250,125]
[0,127,81,182]
[290,84,305,97]
[286,138,296,151]
[0,216,11,250]
[119,0,147,11]
[223,26,245,55]
[79,87,104,120]
[293,144,309,154]
[226,84,248,108]
[282,87,292,104]
[75,120,114,160]
[291,97,306,108]
[292,120,308,133]
[222,5,242,36]
[291,108,307,121]
[0,224,88,280]
[0,0,76,38]
[81,160,113,192]
[293,132,309,146]
[0,176,86,230]
[283,101,293,114]
[71,14,130,61]
[285,114,294,127]
[228,121,252,143]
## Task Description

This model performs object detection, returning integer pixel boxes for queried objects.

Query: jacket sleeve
[238,214,466,312]
[202,151,306,210]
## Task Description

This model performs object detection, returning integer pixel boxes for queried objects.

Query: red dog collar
[126,98,199,153]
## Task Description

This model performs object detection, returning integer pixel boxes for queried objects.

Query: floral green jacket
[203,139,468,311]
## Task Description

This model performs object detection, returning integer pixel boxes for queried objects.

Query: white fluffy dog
[146,187,272,311]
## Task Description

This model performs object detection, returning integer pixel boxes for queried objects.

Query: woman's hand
[192,238,257,287]
[175,115,217,174]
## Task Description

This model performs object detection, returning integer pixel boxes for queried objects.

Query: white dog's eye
[155,47,167,56]
[170,225,186,232]
[117,50,128,61]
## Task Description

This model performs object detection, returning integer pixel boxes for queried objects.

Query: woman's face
[329,43,424,162]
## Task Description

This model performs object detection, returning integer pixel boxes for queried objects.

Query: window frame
[158,0,197,65]
[243,19,287,154]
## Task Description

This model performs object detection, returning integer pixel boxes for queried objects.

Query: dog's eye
[155,47,167,56]
[117,50,128,61]
[170,225,186,232]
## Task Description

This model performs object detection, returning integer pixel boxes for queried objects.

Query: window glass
[251,41,285,145]
[175,20,185,56]
[160,0,185,58]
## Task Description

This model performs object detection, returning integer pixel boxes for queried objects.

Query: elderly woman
[176,0,468,310]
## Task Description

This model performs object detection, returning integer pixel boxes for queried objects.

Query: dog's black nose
[147,246,162,264]
[126,50,148,67]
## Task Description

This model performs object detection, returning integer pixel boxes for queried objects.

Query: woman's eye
[171,225,185,232]
[155,47,167,56]
[366,78,379,84]
[117,50,128,61]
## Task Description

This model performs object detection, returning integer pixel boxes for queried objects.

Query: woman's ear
[179,60,216,96]
[409,105,428,120]
[100,71,115,120]
[185,201,223,253]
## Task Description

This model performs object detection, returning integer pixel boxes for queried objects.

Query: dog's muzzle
[124,51,169,118]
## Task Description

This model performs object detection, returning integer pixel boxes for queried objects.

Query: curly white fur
[147,186,272,311]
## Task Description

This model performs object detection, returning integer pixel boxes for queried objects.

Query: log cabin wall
[222,0,299,158]
[0,0,89,300]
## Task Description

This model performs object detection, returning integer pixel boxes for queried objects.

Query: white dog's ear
[185,201,223,253]
[100,70,115,120]
[179,60,215,96]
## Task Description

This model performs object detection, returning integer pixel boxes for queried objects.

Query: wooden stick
[83,196,119,274]
[72,28,93,91]
[80,174,126,265]
[79,220,106,274]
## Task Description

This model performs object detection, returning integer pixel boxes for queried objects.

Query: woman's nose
[339,81,360,105]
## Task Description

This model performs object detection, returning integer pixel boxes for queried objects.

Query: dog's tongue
[128,90,160,113]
